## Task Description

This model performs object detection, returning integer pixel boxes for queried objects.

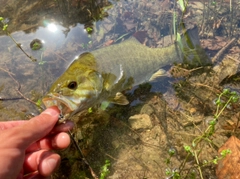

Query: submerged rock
[128,114,153,130]
[140,104,154,115]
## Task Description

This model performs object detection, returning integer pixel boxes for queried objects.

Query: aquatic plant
[30,39,43,50]
[86,26,94,34]
[100,160,111,179]
[165,88,238,179]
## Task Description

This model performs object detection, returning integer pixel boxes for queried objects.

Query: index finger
[18,107,60,148]
[0,107,60,150]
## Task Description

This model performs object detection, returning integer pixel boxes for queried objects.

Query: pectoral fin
[102,65,124,91]
[102,73,117,91]
[108,92,129,105]
[149,69,168,81]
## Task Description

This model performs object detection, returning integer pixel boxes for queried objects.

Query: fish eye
[67,81,77,90]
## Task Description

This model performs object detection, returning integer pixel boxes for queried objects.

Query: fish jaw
[42,93,81,116]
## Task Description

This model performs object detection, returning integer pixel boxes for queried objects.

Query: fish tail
[176,25,211,67]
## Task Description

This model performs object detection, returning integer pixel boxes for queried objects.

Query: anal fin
[149,69,169,81]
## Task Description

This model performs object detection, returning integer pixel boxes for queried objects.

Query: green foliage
[88,107,93,113]
[220,149,231,157]
[165,168,180,179]
[168,148,176,157]
[0,17,8,31]
[100,160,111,179]
[115,32,130,43]
[81,40,92,49]
[86,27,93,34]
[165,148,176,165]
[38,61,46,65]
[210,149,232,165]
[184,145,192,153]
[165,88,237,179]
[35,99,42,107]
[177,0,188,12]
[211,1,216,5]
[2,24,8,31]
[31,42,42,50]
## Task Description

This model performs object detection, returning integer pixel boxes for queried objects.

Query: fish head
[42,53,103,118]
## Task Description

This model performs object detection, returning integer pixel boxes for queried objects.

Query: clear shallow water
[0,0,180,120]
[0,1,97,119]
[1,0,240,178]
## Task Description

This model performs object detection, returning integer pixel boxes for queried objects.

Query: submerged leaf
[133,31,147,44]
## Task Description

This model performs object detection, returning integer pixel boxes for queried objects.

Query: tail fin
[177,25,211,67]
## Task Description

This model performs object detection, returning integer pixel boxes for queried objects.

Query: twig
[52,52,68,62]
[199,0,206,36]
[5,31,37,62]
[194,150,204,179]
[0,97,23,100]
[0,17,37,62]
[226,55,240,63]
[212,38,236,63]
[3,64,43,110]
[6,31,37,62]
[105,153,118,161]
[191,82,221,93]
[68,130,99,179]
[0,67,15,76]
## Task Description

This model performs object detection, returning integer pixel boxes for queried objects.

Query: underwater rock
[128,114,152,130]
[140,104,154,115]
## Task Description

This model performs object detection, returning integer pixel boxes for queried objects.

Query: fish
[42,26,210,121]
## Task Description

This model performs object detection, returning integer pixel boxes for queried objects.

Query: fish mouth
[42,93,79,115]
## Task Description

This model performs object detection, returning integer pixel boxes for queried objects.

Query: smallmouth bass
[42,26,210,121]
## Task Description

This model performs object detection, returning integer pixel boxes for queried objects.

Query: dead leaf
[133,31,147,44]
[123,19,137,30]
[104,39,114,46]
[221,112,240,130]
[201,36,227,50]
[216,136,240,179]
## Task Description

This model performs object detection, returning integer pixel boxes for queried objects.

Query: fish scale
[92,37,181,86]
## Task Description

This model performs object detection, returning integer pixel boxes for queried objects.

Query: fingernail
[42,107,60,118]
[47,158,58,168]
[64,121,75,129]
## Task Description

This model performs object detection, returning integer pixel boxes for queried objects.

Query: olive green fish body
[92,37,182,88]
[42,26,210,119]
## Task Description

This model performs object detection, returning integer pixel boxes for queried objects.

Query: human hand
[0,106,74,179]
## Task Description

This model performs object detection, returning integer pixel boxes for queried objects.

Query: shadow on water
[1,0,240,178]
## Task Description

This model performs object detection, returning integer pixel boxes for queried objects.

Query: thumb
[15,106,60,149]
